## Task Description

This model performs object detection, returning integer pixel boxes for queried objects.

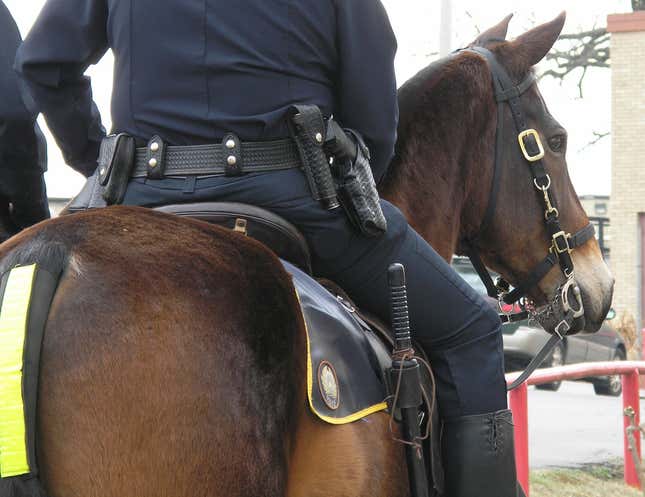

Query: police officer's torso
[17,0,397,180]
[109,0,338,145]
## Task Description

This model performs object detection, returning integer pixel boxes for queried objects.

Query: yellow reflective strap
[0,264,36,478]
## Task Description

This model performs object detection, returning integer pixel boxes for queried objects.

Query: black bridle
[460,47,596,389]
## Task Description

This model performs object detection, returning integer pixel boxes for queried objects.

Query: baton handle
[389,263,412,352]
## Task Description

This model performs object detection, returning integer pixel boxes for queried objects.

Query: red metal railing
[506,361,645,496]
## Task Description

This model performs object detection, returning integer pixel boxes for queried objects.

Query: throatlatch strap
[503,254,558,304]
[465,246,499,299]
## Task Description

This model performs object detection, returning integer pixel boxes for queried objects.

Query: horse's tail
[0,207,308,497]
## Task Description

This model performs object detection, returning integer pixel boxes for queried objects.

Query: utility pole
[439,0,453,57]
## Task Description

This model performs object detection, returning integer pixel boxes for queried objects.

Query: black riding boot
[442,409,520,497]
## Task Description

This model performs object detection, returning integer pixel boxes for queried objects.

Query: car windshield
[459,271,487,294]
[452,257,490,295]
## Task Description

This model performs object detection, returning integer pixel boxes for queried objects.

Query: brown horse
[0,13,613,497]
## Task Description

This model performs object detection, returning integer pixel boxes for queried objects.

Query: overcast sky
[5,0,633,198]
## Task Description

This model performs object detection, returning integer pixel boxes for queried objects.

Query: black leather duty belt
[131,134,302,178]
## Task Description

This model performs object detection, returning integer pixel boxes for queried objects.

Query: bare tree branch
[539,28,610,96]
[464,11,481,35]
[579,131,611,152]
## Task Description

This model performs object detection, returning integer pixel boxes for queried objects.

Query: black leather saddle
[154,201,395,422]
[156,202,312,274]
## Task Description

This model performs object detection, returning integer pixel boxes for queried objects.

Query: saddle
[156,203,313,274]
[156,202,393,422]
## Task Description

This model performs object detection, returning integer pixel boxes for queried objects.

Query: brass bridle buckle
[518,129,545,162]
[551,231,571,255]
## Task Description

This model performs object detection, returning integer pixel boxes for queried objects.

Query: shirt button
[149,158,158,168]
[226,139,236,149]
[150,142,159,152]
[227,155,237,166]
[315,133,323,143]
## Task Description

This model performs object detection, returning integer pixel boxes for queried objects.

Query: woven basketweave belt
[132,137,301,178]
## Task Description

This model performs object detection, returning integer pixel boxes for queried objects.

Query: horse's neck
[380,57,495,261]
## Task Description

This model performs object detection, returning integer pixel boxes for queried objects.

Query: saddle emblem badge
[317,361,340,410]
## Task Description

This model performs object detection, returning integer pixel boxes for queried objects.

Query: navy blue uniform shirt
[15,0,398,182]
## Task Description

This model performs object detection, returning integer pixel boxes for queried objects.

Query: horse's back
[0,206,305,497]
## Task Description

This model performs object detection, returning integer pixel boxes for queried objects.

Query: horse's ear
[508,12,566,69]
[471,14,513,46]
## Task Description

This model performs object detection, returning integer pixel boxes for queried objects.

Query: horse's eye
[548,135,566,153]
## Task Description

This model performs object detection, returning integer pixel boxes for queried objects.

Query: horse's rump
[0,206,306,497]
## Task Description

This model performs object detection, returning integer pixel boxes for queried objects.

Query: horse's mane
[396,55,456,125]
[381,49,496,195]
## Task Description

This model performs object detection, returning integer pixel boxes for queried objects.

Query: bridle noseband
[460,47,596,389]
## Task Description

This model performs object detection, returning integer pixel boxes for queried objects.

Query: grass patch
[530,461,642,497]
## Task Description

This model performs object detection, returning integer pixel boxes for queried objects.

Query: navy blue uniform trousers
[122,168,507,419]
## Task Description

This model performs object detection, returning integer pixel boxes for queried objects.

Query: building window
[595,203,608,216]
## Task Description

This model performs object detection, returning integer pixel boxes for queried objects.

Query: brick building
[608,11,645,340]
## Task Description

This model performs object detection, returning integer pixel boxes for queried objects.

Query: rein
[460,47,596,390]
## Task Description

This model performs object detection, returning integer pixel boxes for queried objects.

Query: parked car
[453,257,626,396]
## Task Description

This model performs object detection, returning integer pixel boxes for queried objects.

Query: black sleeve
[14,0,108,177]
[335,0,398,184]
[0,1,50,228]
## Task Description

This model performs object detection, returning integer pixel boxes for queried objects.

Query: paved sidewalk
[527,381,639,468]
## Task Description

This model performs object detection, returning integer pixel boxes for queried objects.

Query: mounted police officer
[15,1,523,495]
[0,0,48,238]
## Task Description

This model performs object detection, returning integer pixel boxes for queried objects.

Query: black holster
[331,127,387,237]
[289,105,386,237]
[289,105,339,210]
[97,133,136,205]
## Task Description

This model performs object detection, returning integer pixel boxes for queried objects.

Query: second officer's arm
[14,0,108,177]
[0,0,50,228]
[335,0,399,185]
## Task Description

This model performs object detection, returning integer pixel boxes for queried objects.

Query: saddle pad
[282,261,389,424]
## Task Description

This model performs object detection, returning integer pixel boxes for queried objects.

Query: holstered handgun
[289,105,340,211]
[324,119,357,164]
[97,133,136,205]
[325,120,387,237]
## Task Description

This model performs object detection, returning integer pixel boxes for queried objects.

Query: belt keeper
[223,133,243,176]
[146,135,167,179]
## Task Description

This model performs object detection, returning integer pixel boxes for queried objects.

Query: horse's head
[462,13,614,333]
